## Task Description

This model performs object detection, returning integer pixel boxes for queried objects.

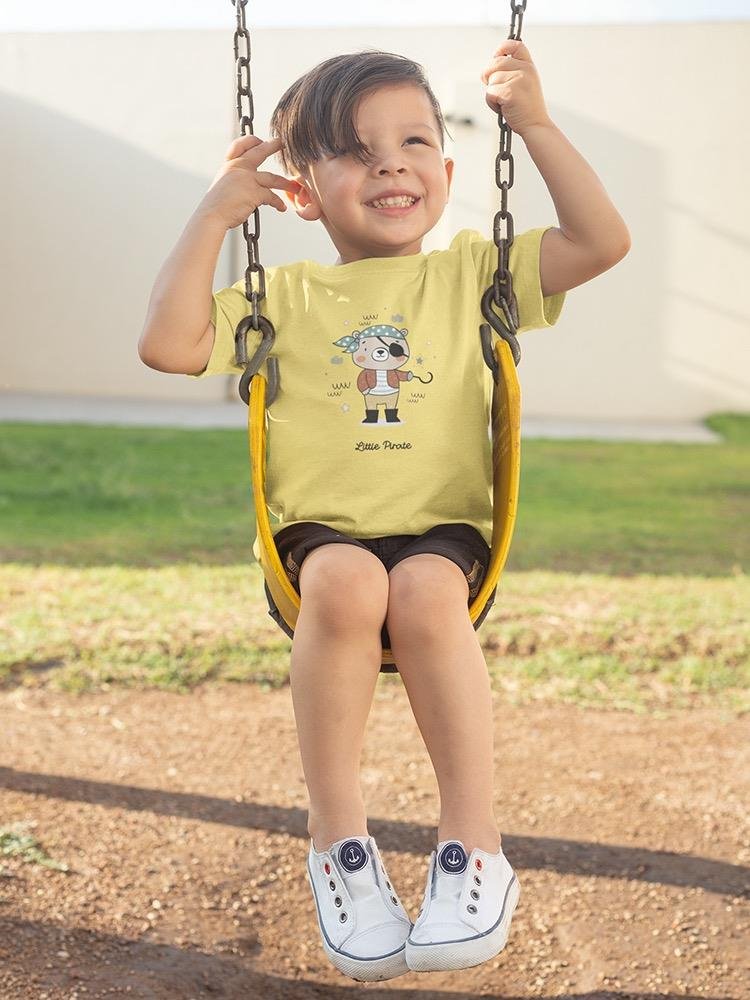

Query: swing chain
[480,0,526,375]
[232,0,264,329]
[231,0,279,405]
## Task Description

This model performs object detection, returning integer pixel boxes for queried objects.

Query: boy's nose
[377,164,408,174]
[372,149,409,173]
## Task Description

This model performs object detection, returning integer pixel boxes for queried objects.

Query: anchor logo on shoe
[338,839,369,872]
[438,841,468,874]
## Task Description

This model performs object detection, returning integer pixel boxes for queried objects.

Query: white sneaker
[406,839,520,972]
[306,834,412,981]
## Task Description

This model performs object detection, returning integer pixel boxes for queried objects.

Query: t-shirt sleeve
[465,226,565,334]
[188,279,259,379]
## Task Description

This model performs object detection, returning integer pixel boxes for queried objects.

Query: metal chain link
[232,0,265,331]
[230,0,279,406]
[480,0,527,373]
[493,1,526,318]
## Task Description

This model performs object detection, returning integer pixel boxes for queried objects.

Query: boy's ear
[286,175,323,221]
[444,157,455,195]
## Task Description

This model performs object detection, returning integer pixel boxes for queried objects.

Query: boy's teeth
[370,196,417,208]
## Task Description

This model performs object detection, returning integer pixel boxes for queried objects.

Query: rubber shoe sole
[406,873,519,971]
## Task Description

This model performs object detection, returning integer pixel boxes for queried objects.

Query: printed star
[341,404,350,414]
[391,313,404,324]
[416,356,424,365]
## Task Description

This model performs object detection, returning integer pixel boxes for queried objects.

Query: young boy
[139,40,629,982]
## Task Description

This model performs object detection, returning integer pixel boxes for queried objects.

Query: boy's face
[287,84,454,263]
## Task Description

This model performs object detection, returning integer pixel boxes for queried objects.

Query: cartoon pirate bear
[333,323,414,424]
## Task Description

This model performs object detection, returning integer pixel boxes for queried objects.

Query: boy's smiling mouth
[365,194,421,214]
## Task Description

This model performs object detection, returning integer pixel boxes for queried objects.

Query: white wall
[0,23,748,420]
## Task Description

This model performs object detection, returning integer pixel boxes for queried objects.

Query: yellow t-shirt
[192,227,565,555]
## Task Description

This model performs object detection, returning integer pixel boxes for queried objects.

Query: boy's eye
[405,136,426,144]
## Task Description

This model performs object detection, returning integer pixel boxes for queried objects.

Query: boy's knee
[298,543,389,631]
[386,554,470,636]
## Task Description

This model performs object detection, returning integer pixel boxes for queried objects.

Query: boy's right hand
[200,135,300,230]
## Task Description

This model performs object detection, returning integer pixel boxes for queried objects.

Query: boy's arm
[522,122,630,298]
[482,39,631,298]
[138,207,227,375]
[139,134,294,375]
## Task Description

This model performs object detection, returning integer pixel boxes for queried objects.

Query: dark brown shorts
[263,521,497,673]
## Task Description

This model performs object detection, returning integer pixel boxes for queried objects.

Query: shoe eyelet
[470,889,480,900]
[467,903,478,914]
[334,896,342,907]
[475,859,483,870]
[328,880,336,891]
[474,875,482,885]
[339,911,348,923]
[324,862,331,874]
[386,880,392,889]
[390,895,398,905]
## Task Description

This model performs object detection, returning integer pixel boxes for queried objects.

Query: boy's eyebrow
[401,122,438,133]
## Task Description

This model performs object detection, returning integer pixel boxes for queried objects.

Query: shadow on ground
[2,767,747,899]
[0,916,734,1000]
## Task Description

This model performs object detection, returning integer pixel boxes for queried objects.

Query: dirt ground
[1,683,748,1000]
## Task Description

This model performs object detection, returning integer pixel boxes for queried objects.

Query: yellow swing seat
[248,335,521,671]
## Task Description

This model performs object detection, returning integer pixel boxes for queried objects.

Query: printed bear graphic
[333,324,414,425]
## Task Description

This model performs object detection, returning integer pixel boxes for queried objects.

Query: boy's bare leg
[289,544,390,854]
[386,554,503,856]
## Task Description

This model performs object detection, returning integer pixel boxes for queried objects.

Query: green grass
[512,412,748,575]
[1,412,747,710]
[0,413,747,575]
[0,424,254,566]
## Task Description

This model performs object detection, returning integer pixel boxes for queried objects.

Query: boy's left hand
[480,39,552,137]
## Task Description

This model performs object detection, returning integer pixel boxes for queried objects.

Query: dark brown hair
[270,50,450,176]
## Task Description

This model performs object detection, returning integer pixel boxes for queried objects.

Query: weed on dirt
[0,823,69,873]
